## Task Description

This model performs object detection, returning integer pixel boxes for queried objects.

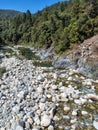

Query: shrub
[18,47,40,60]
[0,67,6,75]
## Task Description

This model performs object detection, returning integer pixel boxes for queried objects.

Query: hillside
[0,9,22,18]
[0,0,98,53]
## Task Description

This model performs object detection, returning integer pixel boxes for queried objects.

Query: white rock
[52,96,56,102]
[91,86,95,90]
[93,120,98,130]
[51,85,58,90]
[61,97,69,102]
[80,98,87,104]
[74,99,81,105]
[17,91,24,99]
[71,124,76,129]
[41,115,51,127]
[39,103,46,111]
[48,125,54,130]
[1,128,5,130]
[12,106,20,114]
[83,79,92,86]
[47,94,52,98]
[60,92,67,98]
[87,80,92,86]
[53,116,60,121]
[33,115,40,124]
[68,76,73,81]
[69,70,74,75]
[52,73,57,79]
[37,87,43,93]
[59,82,63,87]
[80,76,85,80]
[72,94,79,99]
[70,118,77,124]
[15,125,24,130]
[95,80,98,83]
[81,111,88,115]
[55,94,60,101]
[27,117,34,125]
[72,110,77,116]
[59,86,66,91]
[25,122,30,129]
[87,94,98,101]
[32,128,39,130]
[64,106,70,113]
[37,75,44,81]
[35,118,40,125]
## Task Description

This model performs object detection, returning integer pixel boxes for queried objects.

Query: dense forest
[0,0,98,54]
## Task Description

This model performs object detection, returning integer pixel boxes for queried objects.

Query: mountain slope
[52,34,98,79]
[0,9,22,18]
[0,0,98,53]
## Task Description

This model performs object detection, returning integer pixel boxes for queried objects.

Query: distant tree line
[0,0,98,54]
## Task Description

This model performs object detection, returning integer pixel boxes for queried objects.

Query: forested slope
[0,9,22,18]
[0,0,98,54]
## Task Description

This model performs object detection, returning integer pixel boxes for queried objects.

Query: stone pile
[0,49,98,130]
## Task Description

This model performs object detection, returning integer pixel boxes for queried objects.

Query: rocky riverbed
[0,46,98,130]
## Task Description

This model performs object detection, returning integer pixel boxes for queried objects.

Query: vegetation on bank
[0,0,98,54]
[0,67,6,75]
[18,47,40,60]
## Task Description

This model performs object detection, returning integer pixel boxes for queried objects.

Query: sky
[0,0,65,13]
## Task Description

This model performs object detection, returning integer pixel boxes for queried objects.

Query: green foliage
[3,48,14,54]
[64,19,79,43]
[18,47,40,60]
[0,67,6,75]
[0,0,98,54]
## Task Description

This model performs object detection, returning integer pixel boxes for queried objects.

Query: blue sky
[0,0,65,13]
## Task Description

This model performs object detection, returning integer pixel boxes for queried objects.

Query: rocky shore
[0,46,98,130]
[37,35,98,80]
